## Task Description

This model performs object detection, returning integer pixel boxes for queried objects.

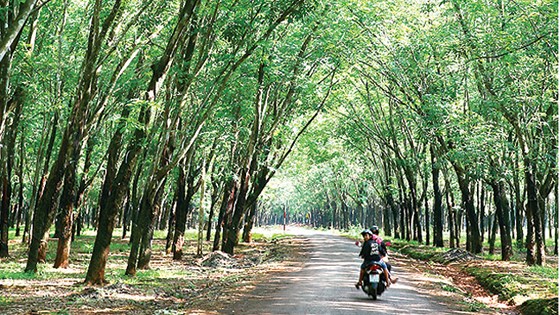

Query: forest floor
[0,227,310,314]
[0,227,556,314]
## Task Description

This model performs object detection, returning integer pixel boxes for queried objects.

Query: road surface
[222,227,495,315]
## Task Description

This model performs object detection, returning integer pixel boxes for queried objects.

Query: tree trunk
[53,128,83,268]
[242,202,257,243]
[431,146,444,247]
[452,164,482,254]
[513,153,524,246]
[126,191,150,276]
[555,181,558,255]
[488,213,498,254]
[0,0,39,65]
[213,179,234,251]
[404,169,422,243]
[173,163,196,260]
[397,181,406,241]
[524,167,537,265]
[15,127,24,237]
[84,105,132,284]
[535,182,548,265]
[223,170,250,254]
[165,194,177,254]
[137,186,163,269]
[172,165,187,260]
[0,86,23,257]
[206,180,220,242]
[478,182,485,245]
[490,180,513,260]
[25,124,73,272]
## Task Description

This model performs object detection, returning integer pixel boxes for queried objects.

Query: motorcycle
[361,261,388,300]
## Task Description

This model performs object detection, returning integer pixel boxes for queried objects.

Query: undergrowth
[390,239,558,315]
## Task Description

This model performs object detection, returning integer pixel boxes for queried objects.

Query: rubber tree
[26,0,128,272]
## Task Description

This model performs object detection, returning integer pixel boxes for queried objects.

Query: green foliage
[441,284,459,293]
[0,295,12,307]
[460,299,490,313]
[519,298,558,315]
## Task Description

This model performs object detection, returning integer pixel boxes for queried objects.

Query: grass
[460,299,491,312]
[518,298,559,315]
[441,283,459,293]
[0,296,12,307]
[527,265,558,279]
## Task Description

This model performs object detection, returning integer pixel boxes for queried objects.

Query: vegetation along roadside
[392,239,558,315]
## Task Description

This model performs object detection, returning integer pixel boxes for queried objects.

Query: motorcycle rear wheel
[370,285,377,300]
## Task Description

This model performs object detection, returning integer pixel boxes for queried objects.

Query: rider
[370,225,398,283]
[355,229,391,289]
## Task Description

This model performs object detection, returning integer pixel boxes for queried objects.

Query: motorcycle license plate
[369,274,380,283]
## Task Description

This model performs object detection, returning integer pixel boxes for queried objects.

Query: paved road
[222,228,483,315]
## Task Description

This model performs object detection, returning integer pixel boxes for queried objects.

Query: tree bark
[488,212,498,254]
[431,146,444,247]
[206,179,221,242]
[84,104,131,284]
[0,0,39,65]
[524,167,537,265]
[242,201,257,243]
[490,180,513,260]
[172,160,197,260]
[213,179,234,251]
[452,164,482,254]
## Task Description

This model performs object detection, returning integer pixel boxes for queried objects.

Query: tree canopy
[0,0,555,285]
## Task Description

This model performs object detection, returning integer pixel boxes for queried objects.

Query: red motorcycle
[360,261,388,300]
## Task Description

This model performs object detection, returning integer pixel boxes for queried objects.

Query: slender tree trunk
[214,179,234,251]
[525,167,537,265]
[196,158,206,257]
[15,128,24,237]
[206,181,220,242]
[53,126,83,268]
[242,202,257,243]
[165,194,177,254]
[84,105,132,284]
[422,176,430,246]
[431,146,444,247]
[121,189,131,239]
[404,169,422,243]
[126,191,150,276]
[0,86,23,257]
[172,165,187,259]
[138,183,164,269]
[25,126,71,272]
[223,169,250,254]
[397,180,406,240]
[448,202,455,248]
[535,181,548,265]
[478,182,485,245]
[0,0,39,65]
[488,213,498,254]
[513,153,524,247]
[173,164,196,260]
[453,164,482,253]
[554,181,558,255]
[490,180,513,260]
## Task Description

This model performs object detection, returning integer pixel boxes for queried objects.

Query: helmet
[370,226,379,234]
[360,229,373,236]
